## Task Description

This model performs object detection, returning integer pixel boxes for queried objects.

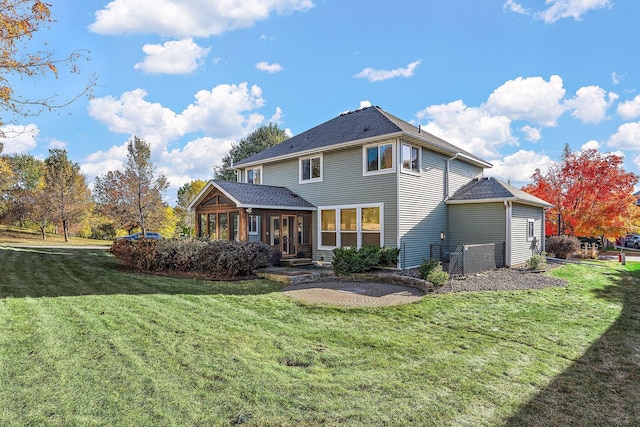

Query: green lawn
[1,247,638,426]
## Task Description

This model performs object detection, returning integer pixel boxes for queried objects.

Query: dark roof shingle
[213,180,315,209]
[235,106,489,167]
[447,177,553,208]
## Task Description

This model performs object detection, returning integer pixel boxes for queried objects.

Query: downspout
[504,200,512,267]
[445,153,460,199]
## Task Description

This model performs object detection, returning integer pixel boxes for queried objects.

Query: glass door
[282,215,296,256]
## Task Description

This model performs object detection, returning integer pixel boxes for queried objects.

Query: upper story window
[299,154,323,184]
[245,166,262,184]
[364,142,395,176]
[401,143,420,174]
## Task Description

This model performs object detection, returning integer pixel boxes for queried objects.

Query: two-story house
[188,106,552,268]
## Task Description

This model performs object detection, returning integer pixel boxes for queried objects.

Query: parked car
[624,235,640,248]
[116,232,162,241]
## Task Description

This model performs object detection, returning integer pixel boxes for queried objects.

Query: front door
[281,215,297,256]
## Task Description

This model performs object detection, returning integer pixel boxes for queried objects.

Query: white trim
[298,153,323,184]
[245,165,263,184]
[505,201,512,267]
[362,142,396,176]
[317,203,384,251]
[400,142,421,176]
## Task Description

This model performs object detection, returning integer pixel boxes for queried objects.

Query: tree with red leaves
[523,145,639,241]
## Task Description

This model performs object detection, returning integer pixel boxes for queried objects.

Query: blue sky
[3,0,639,203]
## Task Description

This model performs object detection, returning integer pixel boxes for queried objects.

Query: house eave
[233,131,406,169]
[234,130,492,170]
[446,197,554,209]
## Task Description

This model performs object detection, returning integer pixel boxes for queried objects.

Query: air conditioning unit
[463,243,496,275]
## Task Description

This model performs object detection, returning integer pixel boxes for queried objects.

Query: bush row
[331,246,400,275]
[110,238,271,278]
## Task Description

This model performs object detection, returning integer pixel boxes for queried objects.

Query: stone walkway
[282,281,425,307]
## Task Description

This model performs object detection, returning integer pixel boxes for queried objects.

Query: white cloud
[564,85,618,124]
[485,150,552,187]
[47,139,67,150]
[581,140,600,151]
[618,95,640,120]
[504,0,612,23]
[354,60,421,83]
[485,75,566,127]
[607,121,640,150]
[359,100,372,109]
[88,88,186,141]
[611,72,625,85]
[0,124,39,154]
[521,125,542,142]
[417,100,517,158]
[84,83,275,202]
[90,0,314,37]
[134,38,211,75]
[486,150,553,187]
[256,61,284,74]
[181,83,266,136]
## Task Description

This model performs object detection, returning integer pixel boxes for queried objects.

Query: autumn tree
[0,153,43,226]
[175,179,207,236]
[523,145,639,242]
[0,0,95,131]
[44,149,92,241]
[214,123,288,181]
[94,136,168,235]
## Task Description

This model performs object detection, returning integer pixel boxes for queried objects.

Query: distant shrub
[546,235,581,259]
[378,247,400,266]
[418,258,440,280]
[427,266,449,287]
[526,252,547,270]
[110,238,270,278]
[332,246,380,275]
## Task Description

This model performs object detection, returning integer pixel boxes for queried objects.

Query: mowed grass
[1,247,639,426]
[0,225,110,246]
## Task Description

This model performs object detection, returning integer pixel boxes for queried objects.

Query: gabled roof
[187,180,316,211]
[234,106,491,168]
[446,177,554,208]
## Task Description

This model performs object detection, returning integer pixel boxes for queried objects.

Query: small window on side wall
[401,144,419,174]
[299,154,322,183]
[527,219,535,241]
[246,166,262,184]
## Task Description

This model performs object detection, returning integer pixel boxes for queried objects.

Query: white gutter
[445,153,459,199]
[504,200,512,267]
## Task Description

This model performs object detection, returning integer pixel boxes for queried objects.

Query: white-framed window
[248,214,260,235]
[527,219,535,241]
[299,154,323,183]
[401,143,420,174]
[318,203,383,249]
[363,142,395,176]
[245,166,262,184]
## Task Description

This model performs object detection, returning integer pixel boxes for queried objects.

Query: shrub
[378,247,400,266]
[526,252,547,270]
[418,258,440,280]
[546,235,581,259]
[332,246,380,275]
[427,266,449,287]
[110,238,271,278]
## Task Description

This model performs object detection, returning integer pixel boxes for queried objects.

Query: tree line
[0,125,288,241]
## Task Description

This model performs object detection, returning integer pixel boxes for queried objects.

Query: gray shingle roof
[234,106,489,167]
[212,180,315,209]
[447,177,554,208]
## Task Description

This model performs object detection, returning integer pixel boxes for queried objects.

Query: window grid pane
[367,147,379,171]
[340,208,357,231]
[380,144,393,169]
